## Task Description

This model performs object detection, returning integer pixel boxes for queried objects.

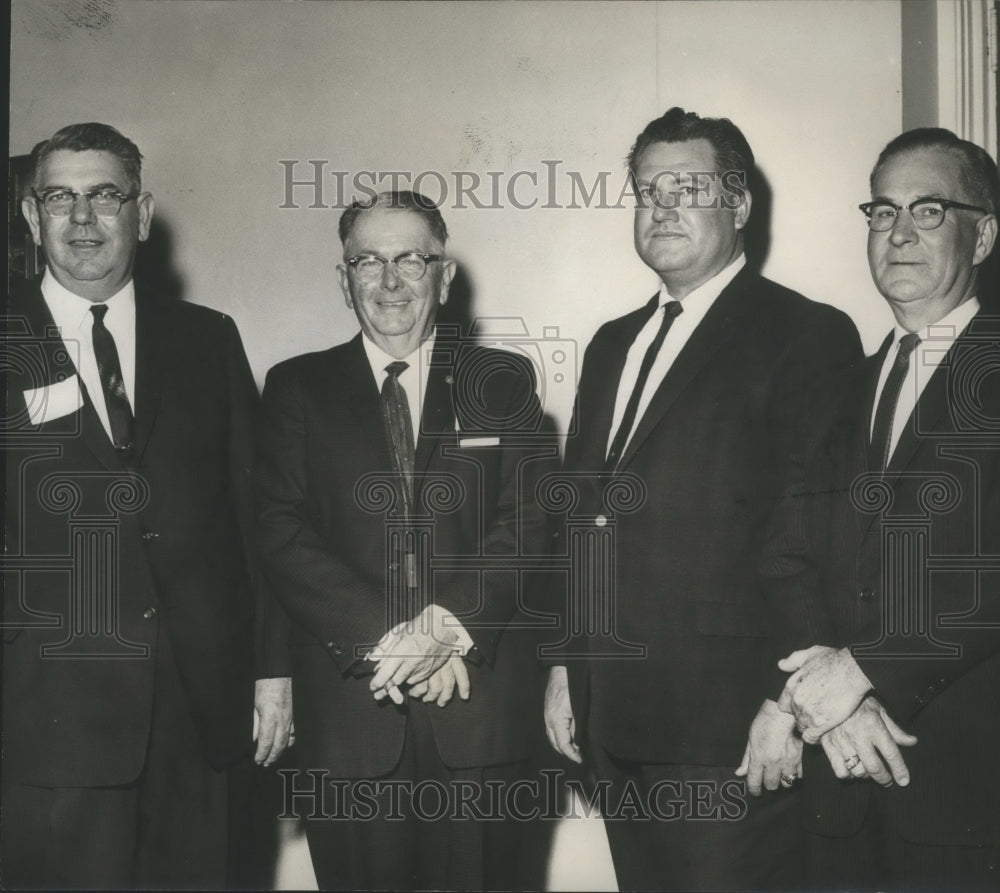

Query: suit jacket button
[859,588,875,601]
[143,607,157,619]
[595,514,607,528]
[141,531,159,542]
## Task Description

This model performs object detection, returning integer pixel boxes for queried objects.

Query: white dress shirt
[871,298,979,462]
[361,329,473,654]
[607,255,746,457]
[41,268,136,443]
[362,331,436,447]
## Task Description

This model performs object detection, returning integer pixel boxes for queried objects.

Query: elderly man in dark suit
[256,190,555,890]
[2,122,292,889]
[542,107,862,891]
[755,128,1000,892]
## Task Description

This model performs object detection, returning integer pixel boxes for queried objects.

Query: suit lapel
[15,282,120,469]
[616,272,751,472]
[342,335,393,467]
[414,349,455,480]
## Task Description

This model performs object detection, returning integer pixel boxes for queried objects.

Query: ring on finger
[780,774,797,787]
[843,754,861,771]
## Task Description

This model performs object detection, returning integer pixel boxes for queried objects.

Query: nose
[69,193,96,225]
[650,197,679,223]
[380,260,402,290]
[888,207,919,246]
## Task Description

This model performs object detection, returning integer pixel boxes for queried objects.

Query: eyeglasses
[859,198,988,232]
[345,252,443,283]
[33,188,137,218]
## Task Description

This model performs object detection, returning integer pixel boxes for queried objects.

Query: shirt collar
[41,267,136,333]
[892,297,979,347]
[657,253,745,311]
[361,330,438,382]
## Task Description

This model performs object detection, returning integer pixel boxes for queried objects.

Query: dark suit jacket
[2,279,288,788]
[256,333,557,779]
[763,312,1000,846]
[553,266,862,766]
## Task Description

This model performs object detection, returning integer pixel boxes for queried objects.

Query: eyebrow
[871,192,947,203]
[38,181,125,192]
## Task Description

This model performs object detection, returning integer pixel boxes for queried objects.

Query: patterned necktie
[606,300,683,470]
[381,361,416,515]
[869,332,921,472]
[90,304,134,453]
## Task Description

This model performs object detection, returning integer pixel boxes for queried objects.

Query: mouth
[68,239,104,250]
[649,230,684,240]
[376,298,412,308]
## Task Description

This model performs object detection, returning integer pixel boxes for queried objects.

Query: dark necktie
[381,361,416,515]
[606,300,683,470]
[90,304,134,453]
[869,332,921,472]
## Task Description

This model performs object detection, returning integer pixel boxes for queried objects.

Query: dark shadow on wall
[133,216,185,303]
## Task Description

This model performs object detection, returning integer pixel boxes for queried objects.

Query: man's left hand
[777,645,873,743]
[369,604,463,703]
[253,676,293,766]
[736,698,802,796]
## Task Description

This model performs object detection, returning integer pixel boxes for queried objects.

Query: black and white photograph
[4,1,999,890]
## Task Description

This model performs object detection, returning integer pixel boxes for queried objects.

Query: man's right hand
[544,666,582,764]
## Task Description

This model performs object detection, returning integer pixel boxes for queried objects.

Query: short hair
[627,107,755,195]
[29,122,143,194]
[338,190,448,248]
[870,128,1000,215]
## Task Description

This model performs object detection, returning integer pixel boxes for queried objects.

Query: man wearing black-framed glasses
[3,122,292,889]
[756,128,1000,891]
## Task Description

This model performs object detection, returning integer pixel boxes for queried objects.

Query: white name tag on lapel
[458,435,501,447]
[24,375,84,425]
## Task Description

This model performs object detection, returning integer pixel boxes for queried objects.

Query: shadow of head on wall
[134,216,185,303]
[743,165,772,272]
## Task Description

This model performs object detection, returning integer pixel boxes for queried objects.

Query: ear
[21,196,42,246]
[972,213,998,266]
[438,260,457,306]
[734,188,752,231]
[338,264,354,309]
[136,192,155,242]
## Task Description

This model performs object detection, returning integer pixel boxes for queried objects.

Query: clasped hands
[365,603,471,707]
[738,645,916,796]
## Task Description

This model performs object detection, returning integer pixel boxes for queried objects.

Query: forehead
[345,207,439,253]
[872,147,965,200]
[36,149,129,189]
[635,138,718,180]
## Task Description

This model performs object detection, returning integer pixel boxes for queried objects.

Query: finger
[881,710,918,748]
[822,737,850,779]
[371,655,404,691]
[857,742,891,785]
[776,686,794,715]
[550,719,582,764]
[451,654,470,701]
[437,666,456,707]
[386,683,405,705]
[747,760,765,797]
[254,712,276,765]
[874,737,911,787]
[422,674,442,703]
[409,680,429,699]
[763,760,782,792]
[778,646,820,673]
[801,725,824,745]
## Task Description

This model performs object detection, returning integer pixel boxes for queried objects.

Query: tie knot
[385,361,409,379]
[664,301,683,320]
[897,333,921,362]
[90,304,109,323]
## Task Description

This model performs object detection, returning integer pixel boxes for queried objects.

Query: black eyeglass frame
[858,198,990,231]
[32,188,139,219]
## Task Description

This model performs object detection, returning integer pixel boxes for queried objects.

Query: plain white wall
[10,0,902,437]
[8,2,904,887]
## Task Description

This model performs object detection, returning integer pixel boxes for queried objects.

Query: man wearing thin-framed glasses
[753,128,1000,890]
[2,122,293,888]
